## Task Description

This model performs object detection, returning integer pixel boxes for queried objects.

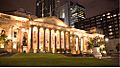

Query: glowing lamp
[105,38,109,42]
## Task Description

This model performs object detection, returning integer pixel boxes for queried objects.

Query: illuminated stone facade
[0,13,104,54]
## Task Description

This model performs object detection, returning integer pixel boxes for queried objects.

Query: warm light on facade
[97,39,100,42]
[7,35,12,39]
[22,28,26,32]
[75,37,79,51]
[39,28,44,51]
[0,12,105,54]
[0,44,4,48]
[56,30,60,49]
[13,42,17,49]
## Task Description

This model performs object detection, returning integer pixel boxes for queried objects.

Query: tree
[0,30,8,48]
[88,37,105,49]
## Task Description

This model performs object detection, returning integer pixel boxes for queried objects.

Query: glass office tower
[75,9,119,39]
[36,0,86,26]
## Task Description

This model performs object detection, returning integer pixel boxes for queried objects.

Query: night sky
[0,0,119,18]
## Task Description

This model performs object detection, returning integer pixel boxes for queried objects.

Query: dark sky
[0,0,119,18]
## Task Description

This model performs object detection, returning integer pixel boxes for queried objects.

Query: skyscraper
[36,0,86,26]
[75,9,119,39]
[69,2,85,27]
[36,0,55,17]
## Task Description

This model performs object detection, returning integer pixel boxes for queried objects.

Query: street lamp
[105,38,109,42]
[105,38,109,54]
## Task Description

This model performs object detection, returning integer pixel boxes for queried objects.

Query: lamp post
[105,38,109,54]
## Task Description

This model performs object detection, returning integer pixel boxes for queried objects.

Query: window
[113,14,117,17]
[97,25,101,27]
[109,32,113,35]
[114,21,117,23]
[103,14,105,16]
[109,36,114,39]
[107,13,110,15]
[115,28,118,30]
[109,29,112,31]
[118,13,120,16]
[109,22,113,24]
[37,3,39,6]
[96,22,101,24]
[104,27,106,29]
[14,32,17,38]
[107,16,111,18]
[108,26,112,28]
[115,32,119,34]
[114,18,117,20]
[115,24,118,27]
[100,18,102,20]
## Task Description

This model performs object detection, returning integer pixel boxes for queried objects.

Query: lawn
[0,53,119,67]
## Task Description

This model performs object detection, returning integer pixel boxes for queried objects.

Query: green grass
[0,53,119,67]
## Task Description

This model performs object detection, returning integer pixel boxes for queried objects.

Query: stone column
[64,31,66,53]
[27,27,32,53]
[49,29,51,53]
[51,29,55,53]
[54,30,56,53]
[61,31,65,53]
[59,30,61,53]
[80,37,83,53]
[68,32,70,51]
[45,28,50,52]
[72,35,76,54]
[78,37,81,54]
[30,25,33,53]
[37,27,40,52]
[43,28,46,52]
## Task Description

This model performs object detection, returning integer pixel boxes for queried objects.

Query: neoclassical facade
[0,13,104,54]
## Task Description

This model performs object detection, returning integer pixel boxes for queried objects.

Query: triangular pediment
[34,16,68,27]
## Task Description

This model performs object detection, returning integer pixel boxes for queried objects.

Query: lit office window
[118,13,120,16]
[107,13,110,15]
[100,18,102,20]
[109,32,113,35]
[103,14,105,16]
[37,3,39,6]
[109,36,113,38]
[107,16,111,18]
[108,26,112,28]
[70,8,73,10]
[113,14,117,17]
[109,29,112,31]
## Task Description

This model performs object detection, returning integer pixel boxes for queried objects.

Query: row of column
[26,25,87,54]
[30,26,71,53]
